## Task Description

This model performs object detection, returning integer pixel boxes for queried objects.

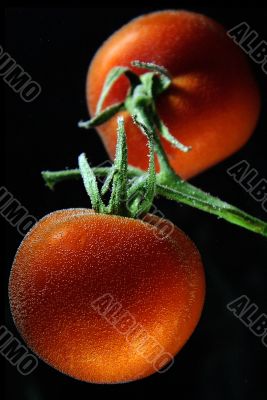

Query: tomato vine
[42,62,267,238]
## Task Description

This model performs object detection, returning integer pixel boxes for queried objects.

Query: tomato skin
[87,10,260,179]
[9,209,205,383]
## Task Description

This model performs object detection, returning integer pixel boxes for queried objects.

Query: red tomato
[9,209,205,383]
[87,10,260,179]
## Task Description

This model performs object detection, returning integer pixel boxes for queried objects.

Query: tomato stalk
[42,62,267,238]
[42,165,267,237]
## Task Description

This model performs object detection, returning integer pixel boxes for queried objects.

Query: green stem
[157,182,267,237]
[134,106,175,177]
[130,115,156,217]
[42,168,267,238]
[41,167,142,190]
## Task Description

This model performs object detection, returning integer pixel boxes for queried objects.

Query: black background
[3,5,267,400]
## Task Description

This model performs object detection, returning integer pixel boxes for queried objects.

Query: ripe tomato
[87,10,260,179]
[9,209,205,383]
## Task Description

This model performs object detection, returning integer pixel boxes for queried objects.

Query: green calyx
[42,61,267,238]
[77,116,156,219]
[78,60,191,159]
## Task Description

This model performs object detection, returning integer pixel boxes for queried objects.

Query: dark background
[3,5,267,400]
